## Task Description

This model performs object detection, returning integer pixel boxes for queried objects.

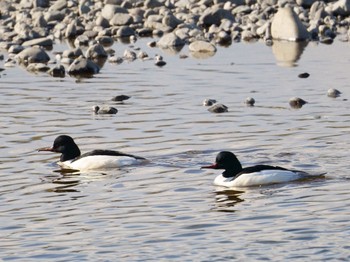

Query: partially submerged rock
[208,103,228,113]
[16,46,50,64]
[68,56,100,77]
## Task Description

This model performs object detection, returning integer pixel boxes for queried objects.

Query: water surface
[1,39,350,261]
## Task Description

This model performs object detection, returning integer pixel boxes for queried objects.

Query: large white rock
[271,7,310,41]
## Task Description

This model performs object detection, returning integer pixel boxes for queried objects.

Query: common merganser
[38,135,146,171]
[202,151,324,187]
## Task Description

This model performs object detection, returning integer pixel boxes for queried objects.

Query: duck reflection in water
[213,188,245,210]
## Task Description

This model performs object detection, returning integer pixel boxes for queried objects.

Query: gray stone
[26,63,50,72]
[101,4,128,20]
[48,0,67,11]
[208,103,228,113]
[199,7,235,26]
[16,46,50,64]
[115,26,135,37]
[330,0,350,16]
[8,45,25,54]
[85,44,108,59]
[22,37,53,47]
[68,56,100,76]
[157,33,185,48]
[110,13,133,26]
[271,7,310,41]
[34,0,50,8]
[62,47,83,58]
[48,64,65,77]
[144,0,163,8]
[65,20,77,38]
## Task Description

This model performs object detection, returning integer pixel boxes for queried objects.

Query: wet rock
[203,99,217,106]
[111,95,130,102]
[327,88,342,98]
[271,7,310,41]
[123,49,137,61]
[189,40,217,53]
[298,72,310,78]
[62,47,83,59]
[68,56,100,76]
[137,51,149,59]
[245,97,255,106]
[26,63,50,72]
[48,64,65,78]
[108,55,123,64]
[208,103,228,113]
[93,105,118,114]
[8,45,24,54]
[16,46,50,64]
[289,97,308,109]
[154,54,166,67]
[96,36,114,46]
[74,35,90,47]
[85,44,108,59]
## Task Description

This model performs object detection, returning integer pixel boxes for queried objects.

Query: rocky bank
[1,0,350,76]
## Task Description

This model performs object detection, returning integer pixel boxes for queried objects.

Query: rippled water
[1,39,350,261]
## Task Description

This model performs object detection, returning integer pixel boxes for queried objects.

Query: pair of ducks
[39,135,325,187]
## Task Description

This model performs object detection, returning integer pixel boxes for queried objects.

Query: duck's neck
[61,146,81,162]
[222,165,243,178]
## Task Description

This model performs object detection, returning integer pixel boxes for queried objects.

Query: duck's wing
[72,149,146,162]
[237,165,289,176]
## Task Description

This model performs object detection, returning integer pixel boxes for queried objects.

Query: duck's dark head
[38,135,81,162]
[202,151,243,177]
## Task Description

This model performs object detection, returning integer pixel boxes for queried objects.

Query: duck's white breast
[214,170,303,187]
[58,155,145,171]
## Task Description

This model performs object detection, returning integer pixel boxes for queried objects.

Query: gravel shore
[1,0,350,76]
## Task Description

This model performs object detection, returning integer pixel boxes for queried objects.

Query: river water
[1,38,350,261]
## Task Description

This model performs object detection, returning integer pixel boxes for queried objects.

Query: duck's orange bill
[201,163,218,169]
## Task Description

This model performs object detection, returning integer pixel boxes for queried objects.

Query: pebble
[93,106,118,115]
[68,56,100,77]
[298,72,310,78]
[48,65,65,78]
[154,55,166,67]
[245,97,255,106]
[111,95,130,102]
[289,97,308,109]
[327,88,342,98]
[208,103,228,113]
[203,99,217,106]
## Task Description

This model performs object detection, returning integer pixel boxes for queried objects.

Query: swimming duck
[38,135,146,171]
[202,151,324,187]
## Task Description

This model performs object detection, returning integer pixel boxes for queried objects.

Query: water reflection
[213,188,245,210]
[272,40,308,67]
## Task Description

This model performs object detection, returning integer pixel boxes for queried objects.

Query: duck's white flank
[214,170,306,187]
[58,155,146,171]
